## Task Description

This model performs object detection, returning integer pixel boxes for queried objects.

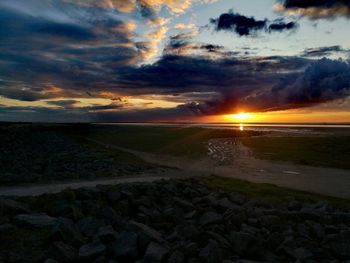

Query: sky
[0,0,350,123]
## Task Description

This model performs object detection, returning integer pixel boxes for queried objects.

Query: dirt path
[2,138,349,198]
[90,139,350,199]
[0,173,184,197]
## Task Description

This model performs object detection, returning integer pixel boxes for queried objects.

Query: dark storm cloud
[268,20,298,32]
[115,55,350,115]
[0,1,141,102]
[301,46,349,57]
[1,0,349,122]
[275,0,350,19]
[210,10,298,36]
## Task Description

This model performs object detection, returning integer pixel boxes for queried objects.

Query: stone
[79,242,106,260]
[77,217,105,237]
[168,250,185,263]
[15,213,57,227]
[129,220,164,243]
[294,247,313,260]
[47,241,77,263]
[230,193,246,205]
[101,206,120,225]
[173,197,195,212]
[229,231,259,256]
[329,242,350,259]
[199,212,222,226]
[50,218,85,246]
[142,242,169,263]
[97,225,116,243]
[199,240,221,263]
[108,231,138,261]
[218,198,234,210]
[0,198,29,214]
[0,223,15,233]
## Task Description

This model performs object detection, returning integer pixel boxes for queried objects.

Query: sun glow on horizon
[231,112,254,122]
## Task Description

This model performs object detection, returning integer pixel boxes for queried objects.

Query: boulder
[199,240,221,263]
[108,231,138,261]
[229,231,260,256]
[47,241,77,263]
[168,250,185,263]
[0,223,15,233]
[79,242,106,260]
[96,225,116,243]
[0,198,30,214]
[50,218,85,246]
[199,212,222,226]
[15,213,57,227]
[141,242,169,263]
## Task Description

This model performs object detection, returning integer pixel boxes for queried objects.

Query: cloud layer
[0,0,349,122]
[275,0,350,19]
[210,10,298,36]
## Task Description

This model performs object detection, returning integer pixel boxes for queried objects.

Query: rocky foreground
[1,178,350,263]
[0,125,154,185]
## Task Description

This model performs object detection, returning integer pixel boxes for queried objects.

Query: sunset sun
[232,113,253,122]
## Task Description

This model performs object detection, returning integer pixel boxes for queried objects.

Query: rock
[293,247,313,260]
[0,198,29,214]
[15,213,57,227]
[108,231,138,261]
[229,231,260,257]
[77,217,105,237]
[142,242,169,263]
[0,223,15,233]
[199,212,222,226]
[218,198,234,210]
[107,190,122,202]
[230,193,246,205]
[173,197,195,212]
[129,220,164,243]
[101,206,120,225]
[183,242,199,258]
[79,242,106,260]
[199,240,221,263]
[44,259,59,263]
[306,221,325,239]
[168,250,185,263]
[96,225,116,243]
[47,241,77,263]
[50,218,85,246]
[329,242,350,259]
[288,200,301,211]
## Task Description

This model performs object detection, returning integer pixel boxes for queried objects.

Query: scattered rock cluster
[0,126,150,185]
[1,179,350,262]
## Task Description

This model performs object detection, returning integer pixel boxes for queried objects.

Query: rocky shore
[0,125,154,185]
[1,178,349,262]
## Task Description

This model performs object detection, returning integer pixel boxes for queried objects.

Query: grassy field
[83,124,261,158]
[203,175,350,209]
[240,136,350,170]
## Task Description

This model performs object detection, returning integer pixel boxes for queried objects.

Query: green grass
[241,136,350,170]
[83,125,261,158]
[202,175,350,209]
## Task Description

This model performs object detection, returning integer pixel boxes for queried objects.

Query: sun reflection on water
[239,123,244,131]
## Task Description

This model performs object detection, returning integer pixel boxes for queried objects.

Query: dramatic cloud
[115,54,350,115]
[302,46,349,57]
[0,0,349,122]
[210,10,298,36]
[274,0,350,19]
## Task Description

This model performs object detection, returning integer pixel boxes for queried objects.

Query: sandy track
[89,139,350,199]
[1,138,349,199]
[0,174,180,197]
